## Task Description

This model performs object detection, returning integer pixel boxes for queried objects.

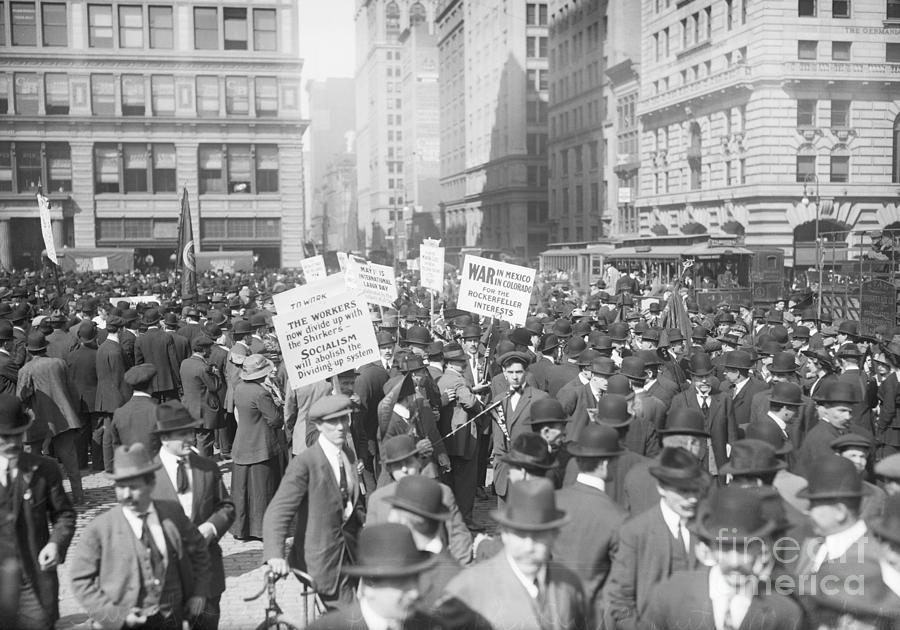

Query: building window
[688,122,702,190]
[0,144,12,191]
[0,4,5,46]
[798,0,816,16]
[255,77,277,116]
[796,148,816,183]
[198,145,224,193]
[893,114,900,182]
[12,73,37,115]
[196,76,219,116]
[121,74,145,116]
[88,4,113,48]
[94,144,120,193]
[253,8,276,51]
[256,145,278,192]
[194,6,218,49]
[832,0,849,17]
[830,149,849,183]
[225,77,249,114]
[41,3,67,46]
[49,144,74,191]
[123,144,148,192]
[223,7,247,50]
[11,2,36,46]
[798,40,818,60]
[91,74,115,115]
[832,41,851,60]
[797,99,816,126]
[44,73,68,114]
[385,1,400,38]
[890,0,900,19]
[227,145,251,193]
[150,75,174,115]
[831,99,850,127]
[118,5,143,47]
[16,142,41,192]
[888,43,900,63]
[149,5,173,48]
[152,144,176,192]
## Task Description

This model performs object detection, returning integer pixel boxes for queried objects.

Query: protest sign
[273,273,348,315]
[91,256,109,271]
[273,287,380,390]
[347,258,398,307]
[117,295,161,306]
[457,255,535,326]
[336,251,348,272]
[300,255,327,281]
[419,243,445,293]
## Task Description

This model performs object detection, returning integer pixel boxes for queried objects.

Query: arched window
[410,2,427,25]
[796,143,816,183]
[893,113,900,183]
[687,121,701,190]
[830,143,849,183]
[385,1,400,39]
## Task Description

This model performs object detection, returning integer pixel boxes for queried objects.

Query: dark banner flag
[178,188,197,300]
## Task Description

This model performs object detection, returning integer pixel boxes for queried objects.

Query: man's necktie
[176,458,189,494]
[722,597,738,630]
[138,513,164,577]
[701,397,710,417]
[678,520,690,554]
[339,456,349,506]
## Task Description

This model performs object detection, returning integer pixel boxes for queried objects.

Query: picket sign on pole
[457,255,536,327]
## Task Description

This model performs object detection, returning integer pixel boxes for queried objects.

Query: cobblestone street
[56,465,496,629]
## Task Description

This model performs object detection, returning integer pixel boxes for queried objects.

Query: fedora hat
[813,381,860,405]
[241,354,274,380]
[232,319,253,336]
[796,455,871,500]
[376,330,396,347]
[525,399,568,427]
[491,478,569,531]
[25,331,48,352]
[593,394,632,428]
[152,400,202,434]
[641,328,661,343]
[837,320,859,337]
[871,496,900,547]
[405,325,432,347]
[589,357,617,377]
[792,325,810,340]
[691,486,777,542]
[524,317,544,336]
[659,408,710,437]
[744,421,793,455]
[719,439,785,476]
[382,435,421,465]
[649,446,709,490]
[666,329,685,343]
[722,350,754,371]
[620,357,647,381]
[342,523,437,578]
[567,423,624,458]
[810,558,900,620]
[540,333,560,353]
[687,352,715,376]
[802,347,834,368]
[399,354,428,373]
[108,443,162,481]
[836,342,864,358]
[769,381,803,406]
[384,475,450,521]
[500,433,554,471]
[442,342,466,362]
[0,394,32,435]
[425,340,444,359]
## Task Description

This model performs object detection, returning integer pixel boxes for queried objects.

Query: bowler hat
[659,408,710,437]
[769,381,803,406]
[163,313,180,328]
[870,496,900,546]
[0,320,12,342]
[666,329,685,343]
[124,364,157,387]
[232,319,253,336]
[207,309,228,327]
[641,328,661,343]
[590,357,618,377]
[796,455,870,500]
[813,381,859,404]
[620,357,647,381]
[567,423,624,458]
[564,338,587,360]
[141,308,162,325]
[801,347,834,368]
[687,352,715,376]
[525,399,568,426]
[9,306,28,323]
[77,320,97,341]
[594,394,632,428]
[524,317,544,336]
[691,325,709,342]
[744,421,793,455]
[691,486,777,541]
[382,435,421,465]
[0,394,32,435]
[837,320,859,337]
[460,324,482,340]
[241,354,274,380]
[765,309,783,324]
[442,342,466,362]
[342,523,437,578]
[540,333,560,353]
[719,439,785,476]
[500,433,554,471]
[648,302,662,314]
[404,326,432,346]
[792,325,810,340]
[636,349,662,367]
[608,322,630,342]
[606,375,634,400]
[249,313,268,328]
[829,433,874,453]
[152,400,202,434]
[649,447,709,490]
[552,319,573,338]
[384,475,450,521]
[508,328,532,348]
[399,354,428,373]
[425,340,444,359]
[108,443,162,481]
[25,331,48,352]
[576,349,599,367]
[810,558,900,620]
[309,394,353,422]
[722,350,754,371]
[491,478,569,531]
[589,333,613,352]
[836,342,864,358]
[757,339,783,357]
[572,320,593,337]
[106,315,126,330]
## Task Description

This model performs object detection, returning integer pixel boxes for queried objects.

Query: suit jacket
[748,390,814,452]
[604,503,701,630]
[669,389,736,474]
[180,355,223,430]
[624,414,661,459]
[622,459,661,516]
[285,380,333,456]
[366,479,472,566]
[555,481,627,626]
[529,354,555,393]
[878,372,900,447]
[169,330,191,367]
[8,451,77,622]
[731,376,770,429]
[558,375,587,415]
[17,355,82,441]
[69,501,211,630]
[354,362,389,455]
[152,452,236,596]
[491,383,549,498]
[793,420,843,479]
[262,442,363,597]
[438,367,481,460]
[176,323,204,349]
[565,383,601,442]
[0,351,18,396]
[634,391,666,431]
[640,569,804,630]
[135,327,181,394]
[109,394,160,452]
[95,338,131,413]
[45,329,76,361]
[443,549,588,630]
[645,377,679,408]
[547,362,581,398]
[66,342,98,413]
[119,329,137,369]
[837,367,876,437]
[233,381,284,465]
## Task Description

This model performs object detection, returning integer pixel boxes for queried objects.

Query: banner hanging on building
[177,189,197,300]
[300,255,327,282]
[36,188,58,265]
[419,242,445,293]
[457,255,535,326]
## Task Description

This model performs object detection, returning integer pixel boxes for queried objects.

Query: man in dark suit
[151,401,235,630]
[135,309,181,402]
[604,447,710,630]
[669,352,736,482]
[641,487,804,630]
[109,364,160,453]
[748,381,805,470]
[179,336,223,458]
[70,443,210,630]
[794,382,858,479]
[354,331,393,477]
[443,478,588,629]
[546,339,584,398]
[176,308,204,349]
[565,356,612,441]
[94,315,132,470]
[0,320,19,397]
[878,342,900,456]
[638,350,679,408]
[44,313,75,361]
[490,351,548,506]
[118,308,140,368]
[748,352,817,450]
[555,423,627,626]
[264,394,364,608]
[164,313,191,367]
[0,394,76,629]
[66,320,99,470]
[835,342,877,437]
[722,349,770,431]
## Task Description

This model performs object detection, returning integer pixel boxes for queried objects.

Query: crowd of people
[2,265,900,629]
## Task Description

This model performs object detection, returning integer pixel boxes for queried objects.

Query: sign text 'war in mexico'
[457,255,535,326]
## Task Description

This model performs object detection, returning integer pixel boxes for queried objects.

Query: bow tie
[510,387,522,395]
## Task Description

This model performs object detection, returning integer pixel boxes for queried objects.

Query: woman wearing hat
[230,354,285,540]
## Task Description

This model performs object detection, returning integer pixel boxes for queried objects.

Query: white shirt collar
[133,391,152,398]
[733,376,750,396]
[423,537,444,554]
[120,502,168,565]
[766,411,788,434]
[575,473,606,493]
[504,551,546,600]
[708,565,753,630]
[659,498,685,540]
[317,432,342,462]
[882,560,900,597]
[823,520,867,562]
[106,332,119,343]
[359,596,393,630]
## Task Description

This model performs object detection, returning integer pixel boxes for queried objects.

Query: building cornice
[0,55,302,73]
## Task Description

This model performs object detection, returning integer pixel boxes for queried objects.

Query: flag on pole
[177,188,197,300]
[36,186,58,265]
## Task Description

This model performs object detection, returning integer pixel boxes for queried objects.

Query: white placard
[92,256,109,271]
[419,243,445,293]
[457,255,536,326]
[273,273,347,315]
[347,258,398,308]
[117,295,161,306]
[37,192,58,265]
[300,255,327,281]
[273,287,380,390]
[336,251,348,272]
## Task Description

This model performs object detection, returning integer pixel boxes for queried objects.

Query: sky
[298,0,357,85]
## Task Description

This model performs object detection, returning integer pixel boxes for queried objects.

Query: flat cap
[309,394,353,422]
[124,363,157,387]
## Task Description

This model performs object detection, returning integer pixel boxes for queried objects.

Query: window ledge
[676,39,711,60]
[884,19,900,27]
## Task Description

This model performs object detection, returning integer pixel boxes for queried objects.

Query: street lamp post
[801,174,822,320]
